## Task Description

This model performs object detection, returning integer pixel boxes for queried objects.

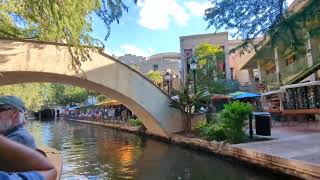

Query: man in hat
[0,96,36,148]
[0,135,57,180]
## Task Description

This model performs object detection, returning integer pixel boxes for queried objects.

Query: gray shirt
[5,124,36,149]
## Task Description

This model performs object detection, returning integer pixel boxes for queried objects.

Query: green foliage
[195,121,227,141]
[204,0,289,51]
[145,71,163,85]
[0,83,105,110]
[195,101,252,143]
[194,120,208,133]
[204,0,320,53]
[0,83,51,111]
[194,43,224,65]
[45,84,65,107]
[128,118,143,126]
[62,86,89,106]
[0,0,136,72]
[97,94,108,102]
[48,84,99,106]
[219,101,252,143]
[268,0,320,55]
[192,43,228,94]
[214,80,240,94]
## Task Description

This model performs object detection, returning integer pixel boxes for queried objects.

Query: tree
[0,0,136,72]
[47,84,91,106]
[145,70,163,86]
[194,43,224,65]
[170,87,210,133]
[44,84,64,107]
[0,83,49,111]
[204,0,319,52]
[0,83,105,109]
[62,86,89,106]
[193,43,226,93]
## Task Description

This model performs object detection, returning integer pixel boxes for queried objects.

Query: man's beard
[0,120,12,134]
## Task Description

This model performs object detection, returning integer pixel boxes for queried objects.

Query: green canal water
[27,119,293,180]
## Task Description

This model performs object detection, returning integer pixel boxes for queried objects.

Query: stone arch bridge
[0,38,184,137]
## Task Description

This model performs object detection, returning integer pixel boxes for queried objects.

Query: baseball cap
[0,96,26,112]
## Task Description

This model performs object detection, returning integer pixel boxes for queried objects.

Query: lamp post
[164,71,171,95]
[190,57,198,94]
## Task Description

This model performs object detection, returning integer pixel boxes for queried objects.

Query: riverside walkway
[234,125,320,180]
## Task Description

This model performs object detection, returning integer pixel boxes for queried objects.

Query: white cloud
[111,44,155,57]
[147,47,155,54]
[137,0,189,30]
[184,1,212,17]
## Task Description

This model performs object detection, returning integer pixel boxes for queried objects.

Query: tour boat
[37,147,63,180]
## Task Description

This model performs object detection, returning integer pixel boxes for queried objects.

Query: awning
[228,91,261,99]
[95,99,122,107]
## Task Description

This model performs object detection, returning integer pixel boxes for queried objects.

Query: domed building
[140,52,181,90]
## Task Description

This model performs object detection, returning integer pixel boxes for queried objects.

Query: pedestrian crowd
[65,104,137,123]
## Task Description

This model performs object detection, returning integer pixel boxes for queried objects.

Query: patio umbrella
[95,99,122,107]
[228,91,261,99]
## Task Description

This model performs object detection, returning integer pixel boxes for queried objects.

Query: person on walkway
[108,107,115,121]
[0,135,57,180]
[121,108,128,122]
[0,96,36,148]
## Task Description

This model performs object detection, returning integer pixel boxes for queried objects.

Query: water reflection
[27,120,292,180]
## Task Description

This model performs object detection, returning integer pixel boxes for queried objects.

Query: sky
[92,0,295,58]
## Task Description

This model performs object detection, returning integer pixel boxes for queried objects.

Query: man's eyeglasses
[0,107,13,113]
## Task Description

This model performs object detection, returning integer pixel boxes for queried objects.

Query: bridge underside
[0,38,184,137]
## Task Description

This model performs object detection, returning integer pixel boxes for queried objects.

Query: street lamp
[190,56,198,94]
[164,71,172,95]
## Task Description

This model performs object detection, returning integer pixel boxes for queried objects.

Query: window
[153,64,158,71]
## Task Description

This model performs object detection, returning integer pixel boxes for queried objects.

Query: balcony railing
[265,73,278,84]
[282,56,308,83]
[314,53,320,64]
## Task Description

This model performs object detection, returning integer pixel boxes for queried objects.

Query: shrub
[194,121,209,134]
[194,101,252,143]
[194,121,226,141]
[219,101,252,143]
[128,118,143,126]
[211,123,227,141]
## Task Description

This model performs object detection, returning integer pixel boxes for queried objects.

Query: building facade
[140,53,180,90]
[117,54,146,69]
[117,53,181,90]
[179,32,260,92]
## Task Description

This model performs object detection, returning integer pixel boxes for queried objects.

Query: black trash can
[253,112,271,136]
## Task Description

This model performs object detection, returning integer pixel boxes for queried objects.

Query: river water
[26,119,291,180]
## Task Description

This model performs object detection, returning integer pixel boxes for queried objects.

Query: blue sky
[92,0,295,57]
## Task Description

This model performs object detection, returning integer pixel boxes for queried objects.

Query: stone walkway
[229,125,320,179]
[235,133,320,164]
